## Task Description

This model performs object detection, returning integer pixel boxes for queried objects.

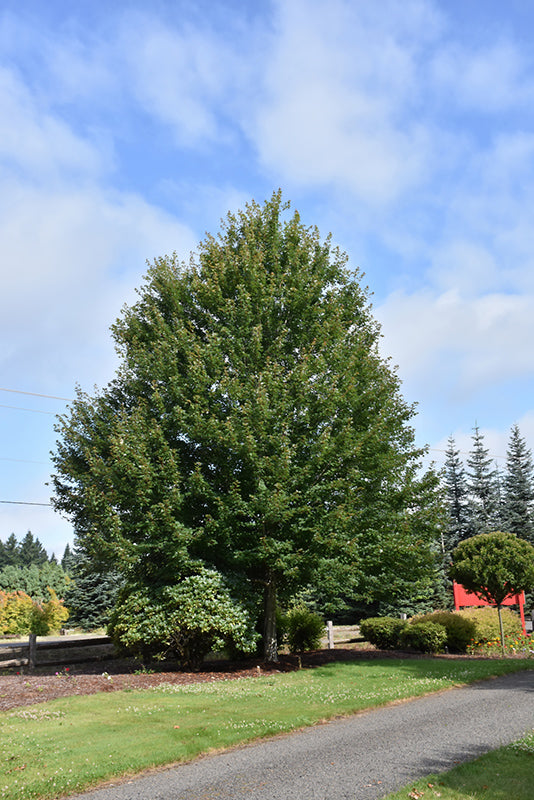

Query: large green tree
[51,192,442,660]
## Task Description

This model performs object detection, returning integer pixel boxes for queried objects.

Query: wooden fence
[0,635,115,670]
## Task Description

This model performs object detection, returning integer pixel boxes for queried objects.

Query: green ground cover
[384,728,534,800]
[0,658,531,800]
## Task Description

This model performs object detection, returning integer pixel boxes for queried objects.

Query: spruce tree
[19,531,48,566]
[3,534,21,566]
[466,425,501,534]
[52,192,442,660]
[502,424,534,544]
[443,435,471,552]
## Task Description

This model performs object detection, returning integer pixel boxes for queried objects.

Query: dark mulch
[0,646,478,713]
[0,647,414,712]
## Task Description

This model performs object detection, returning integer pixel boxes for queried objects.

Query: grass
[0,657,531,800]
[383,728,534,800]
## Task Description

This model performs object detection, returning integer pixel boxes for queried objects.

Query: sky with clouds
[2,0,534,556]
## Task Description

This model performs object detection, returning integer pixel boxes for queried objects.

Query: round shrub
[282,606,324,652]
[458,607,524,646]
[414,611,476,653]
[400,621,447,653]
[359,617,408,650]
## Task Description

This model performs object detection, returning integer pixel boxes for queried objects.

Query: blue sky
[2,0,534,557]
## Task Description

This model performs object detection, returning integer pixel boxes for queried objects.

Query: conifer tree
[19,531,48,566]
[3,534,21,566]
[443,435,471,552]
[502,424,534,544]
[52,192,442,660]
[466,425,501,534]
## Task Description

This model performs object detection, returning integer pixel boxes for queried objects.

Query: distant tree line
[0,533,119,631]
[442,423,534,560]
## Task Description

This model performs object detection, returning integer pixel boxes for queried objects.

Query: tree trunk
[263,571,278,662]
[497,604,505,657]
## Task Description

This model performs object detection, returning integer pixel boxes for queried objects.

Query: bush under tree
[278,605,325,652]
[108,568,258,669]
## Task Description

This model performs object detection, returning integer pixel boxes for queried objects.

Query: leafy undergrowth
[0,658,531,800]
[384,729,534,800]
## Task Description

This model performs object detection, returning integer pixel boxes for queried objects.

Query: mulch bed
[0,648,417,712]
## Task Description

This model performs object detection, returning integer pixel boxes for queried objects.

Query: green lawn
[383,728,534,800]
[0,658,531,800]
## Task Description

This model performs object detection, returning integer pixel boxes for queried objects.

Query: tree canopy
[52,192,442,660]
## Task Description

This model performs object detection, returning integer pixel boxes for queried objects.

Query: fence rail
[0,635,115,669]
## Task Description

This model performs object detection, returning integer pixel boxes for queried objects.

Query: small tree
[449,531,534,655]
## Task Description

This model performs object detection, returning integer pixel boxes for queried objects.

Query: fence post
[327,620,334,649]
[28,633,36,672]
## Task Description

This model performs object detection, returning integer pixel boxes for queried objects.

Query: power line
[428,447,506,461]
[0,500,52,507]
[0,403,56,415]
[0,387,73,402]
[0,457,50,465]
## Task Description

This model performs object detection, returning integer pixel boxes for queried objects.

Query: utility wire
[0,500,52,507]
[0,403,56,415]
[0,387,73,402]
[0,458,50,465]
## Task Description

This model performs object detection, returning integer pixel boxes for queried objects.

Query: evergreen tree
[502,424,534,544]
[466,425,501,534]
[0,561,69,600]
[52,192,443,660]
[63,549,122,630]
[3,534,21,566]
[61,543,77,573]
[443,435,471,552]
[19,531,48,566]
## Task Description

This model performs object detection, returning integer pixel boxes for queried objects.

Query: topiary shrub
[458,607,524,646]
[359,617,408,649]
[281,605,324,652]
[108,569,258,669]
[400,621,447,653]
[414,611,476,653]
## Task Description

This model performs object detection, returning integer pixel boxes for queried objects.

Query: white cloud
[248,0,443,204]
[118,15,242,146]
[0,180,197,391]
[377,285,534,405]
[0,67,107,181]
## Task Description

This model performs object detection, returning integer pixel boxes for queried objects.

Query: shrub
[108,569,258,668]
[414,611,476,653]
[0,588,69,636]
[458,607,524,646]
[359,617,407,649]
[400,621,447,653]
[281,606,324,652]
[0,590,34,635]
[42,588,69,633]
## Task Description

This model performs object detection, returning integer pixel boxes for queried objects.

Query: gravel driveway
[68,669,533,800]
